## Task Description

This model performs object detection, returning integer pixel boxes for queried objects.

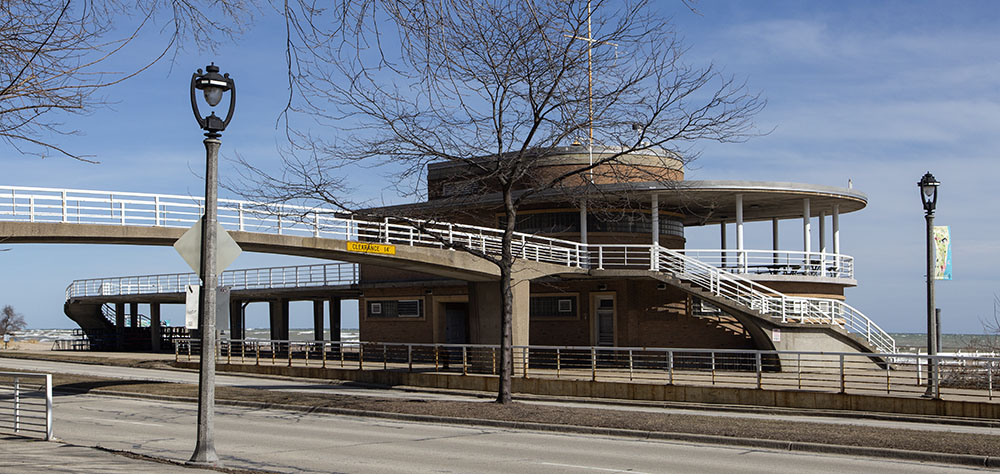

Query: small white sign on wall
[771,328,781,342]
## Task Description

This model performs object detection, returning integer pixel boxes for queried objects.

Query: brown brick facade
[357,276,756,350]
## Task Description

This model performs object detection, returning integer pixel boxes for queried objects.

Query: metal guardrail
[177,339,999,403]
[66,263,358,299]
[676,249,854,279]
[1,185,891,353]
[0,372,53,440]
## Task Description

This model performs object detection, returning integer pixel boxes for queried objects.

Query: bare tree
[1,305,27,336]
[238,0,763,403]
[1,0,254,161]
[968,293,1000,353]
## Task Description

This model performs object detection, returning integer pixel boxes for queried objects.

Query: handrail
[66,263,358,300]
[1,185,892,354]
[100,303,149,327]
[676,249,854,279]
[655,246,894,353]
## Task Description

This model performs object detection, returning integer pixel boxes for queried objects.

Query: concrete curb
[396,384,1000,429]
[59,387,1000,469]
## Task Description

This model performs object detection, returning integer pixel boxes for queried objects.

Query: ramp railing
[66,263,358,300]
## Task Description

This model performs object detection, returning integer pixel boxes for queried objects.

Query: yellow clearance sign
[346,241,396,255]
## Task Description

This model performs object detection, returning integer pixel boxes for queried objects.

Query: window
[397,300,421,318]
[366,299,424,319]
[531,295,578,319]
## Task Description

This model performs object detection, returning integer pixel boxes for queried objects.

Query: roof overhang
[367,180,867,227]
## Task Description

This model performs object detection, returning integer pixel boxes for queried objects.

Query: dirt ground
[1,340,54,352]
[4,350,1000,458]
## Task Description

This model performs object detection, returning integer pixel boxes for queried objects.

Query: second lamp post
[918,171,940,398]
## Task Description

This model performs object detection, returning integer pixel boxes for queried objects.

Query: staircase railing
[101,303,149,327]
[654,246,894,353]
[800,298,896,353]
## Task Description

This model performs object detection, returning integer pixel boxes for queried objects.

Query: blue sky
[3,1,999,334]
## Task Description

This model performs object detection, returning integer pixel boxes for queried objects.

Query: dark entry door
[444,303,469,344]
[596,296,614,346]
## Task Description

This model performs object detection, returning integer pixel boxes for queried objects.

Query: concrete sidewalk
[0,436,218,473]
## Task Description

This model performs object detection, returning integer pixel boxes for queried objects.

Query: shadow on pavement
[54,379,174,396]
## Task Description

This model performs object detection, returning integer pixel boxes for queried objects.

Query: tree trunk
[496,186,517,404]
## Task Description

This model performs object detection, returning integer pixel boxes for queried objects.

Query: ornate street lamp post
[918,171,940,398]
[189,63,235,465]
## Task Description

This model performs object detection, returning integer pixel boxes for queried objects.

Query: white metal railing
[655,246,894,353]
[0,372,53,440]
[676,249,854,279]
[2,185,891,353]
[176,339,1000,403]
[0,185,587,267]
[801,298,896,353]
[65,263,358,300]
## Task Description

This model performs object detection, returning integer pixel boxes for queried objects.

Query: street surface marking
[535,462,653,473]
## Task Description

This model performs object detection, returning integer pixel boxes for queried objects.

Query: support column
[329,298,342,342]
[115,302,125,351]
[467,279,530,347]
[150,303,161,352]
[832,204,841,255]
[819,211,827,276]
[735,194,745,271]
[268,299,289,341]
[802,198,811,254]
[579,201,588,245]
[329,298,342,357]
[651,194,659,245]
[720,222,727,268]
[229,300,243,341]
[772,218,779,265]
[129,302,138,328]
[313,300,325,341]
[819,211,827,253]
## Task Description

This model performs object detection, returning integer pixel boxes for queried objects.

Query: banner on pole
[934,226,951,280]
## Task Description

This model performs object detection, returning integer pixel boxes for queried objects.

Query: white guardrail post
[1,372,54,441]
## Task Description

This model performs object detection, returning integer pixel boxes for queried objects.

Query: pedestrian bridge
[2,185,894,354]
[0,185,579,282]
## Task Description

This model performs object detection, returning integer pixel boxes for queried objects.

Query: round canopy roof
[368,180,867,227]
[632,180,867,226]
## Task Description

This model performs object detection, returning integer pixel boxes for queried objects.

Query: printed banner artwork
[346,241,397,255]
[934,226,952,280]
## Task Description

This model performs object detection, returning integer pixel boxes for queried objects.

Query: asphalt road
[49,393,992,474]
